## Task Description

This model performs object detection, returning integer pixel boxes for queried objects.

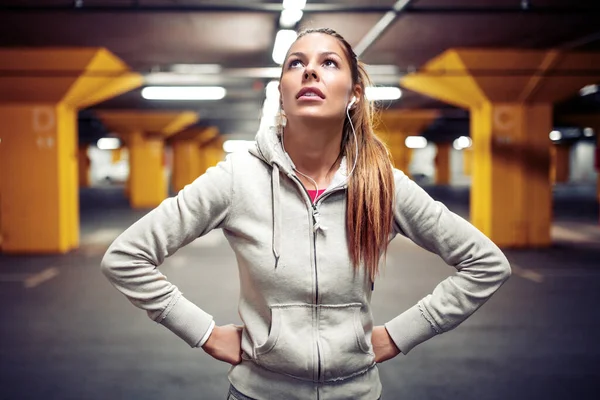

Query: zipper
[289,174,347,384]
[288,175,322,382]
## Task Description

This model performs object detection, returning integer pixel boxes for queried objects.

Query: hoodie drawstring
[272,164,281,268]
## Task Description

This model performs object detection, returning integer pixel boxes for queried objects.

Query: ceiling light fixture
[405,136,428,149]
[141,86,226,100]
[365,86,402,101]
[549,130,562,141]
[97,137,121,150]
[272,29,297,65]
[170,64,222,74]
[579,84,598,96]
[453,136,472,150]
[280,8,303,28]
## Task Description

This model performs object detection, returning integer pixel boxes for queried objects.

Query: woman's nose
[303,67,318,81]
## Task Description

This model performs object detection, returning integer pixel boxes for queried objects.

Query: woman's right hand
[201,324,243,365]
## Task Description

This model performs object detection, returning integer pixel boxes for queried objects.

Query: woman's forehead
[289,33,346,57]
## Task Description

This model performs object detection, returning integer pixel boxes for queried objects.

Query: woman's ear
[352,85,362,106]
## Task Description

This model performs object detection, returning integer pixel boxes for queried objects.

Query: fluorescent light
[365,65,400,76]
[144,73,213,85]
[141,86,226,100]
[272,30,297,65]
[365,86,402,101]
[549,130,561,141]
[283,0,306,10]
[453,136,472,150]
[583,127,594,137]
[97,137,120,150]
[170,64,222,74]
[405,136,427,149]
[579,84,598,96]
[223,140,255,153]
[280,8,303,28]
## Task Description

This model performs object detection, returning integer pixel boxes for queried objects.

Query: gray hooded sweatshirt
[101,126,511,400]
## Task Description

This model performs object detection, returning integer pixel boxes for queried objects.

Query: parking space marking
[0,267,60,288]
[511,264,545,283]
[24,267,60,288]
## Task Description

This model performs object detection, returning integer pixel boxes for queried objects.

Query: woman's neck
[282,117,344,189]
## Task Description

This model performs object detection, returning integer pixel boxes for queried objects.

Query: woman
[101,28,511,400]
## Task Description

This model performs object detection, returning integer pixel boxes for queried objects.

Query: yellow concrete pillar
[111,147,123,163]
[382,131,412,174]
[111,146,131,198]
[199,136,225,175]
[78,145,91,187]
[550,144,571,183]
[377,110,439,176]
[172,141,202,193]
[435,142,451,185]
[128,132,167,208]
[470,102,552,247]
[96,111,198,208]
[0,104,77,252]
[463,147,473,176]
[0,48,141,254]
[402,48,600,247]
[168,126,219,192]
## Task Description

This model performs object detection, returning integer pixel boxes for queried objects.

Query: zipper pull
[312,205,327,232]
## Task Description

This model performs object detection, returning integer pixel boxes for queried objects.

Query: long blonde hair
[283,28,394,281]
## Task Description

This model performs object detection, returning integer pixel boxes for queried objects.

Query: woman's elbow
[497,252,512,283]
[100,245,120,280]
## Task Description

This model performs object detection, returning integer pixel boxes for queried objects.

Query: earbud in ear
[347,96,357,110]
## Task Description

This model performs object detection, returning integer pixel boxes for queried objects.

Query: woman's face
[280,33,355,123]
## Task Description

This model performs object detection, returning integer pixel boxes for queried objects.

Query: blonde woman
[102,28,511,400]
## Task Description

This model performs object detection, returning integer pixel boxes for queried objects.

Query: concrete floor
[1,183,599,400]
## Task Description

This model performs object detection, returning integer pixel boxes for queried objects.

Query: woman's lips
[296,87,325,99]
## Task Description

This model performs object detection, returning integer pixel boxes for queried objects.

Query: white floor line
[24,267,60,288]
[23,267,59,289]
[531,269,600,278]
[511,264,545,283]
[0,268,60,288]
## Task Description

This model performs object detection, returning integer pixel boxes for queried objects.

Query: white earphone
[347,96,357,110]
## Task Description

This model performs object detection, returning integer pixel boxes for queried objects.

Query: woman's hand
[371,325,401,363]
[201,324,243,365]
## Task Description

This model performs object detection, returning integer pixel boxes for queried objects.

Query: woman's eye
[324,59,338,67]
[288,59,303,68]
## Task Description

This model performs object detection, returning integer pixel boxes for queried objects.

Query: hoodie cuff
[158,295,214,347]
[384,302,438,355]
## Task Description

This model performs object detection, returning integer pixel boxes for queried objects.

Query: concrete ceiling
[1,0,600,144]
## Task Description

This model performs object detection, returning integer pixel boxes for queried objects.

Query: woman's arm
[383,169,511,355]
[101,157,233,348]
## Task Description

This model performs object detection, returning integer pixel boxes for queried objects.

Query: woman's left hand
[371,326,401,363]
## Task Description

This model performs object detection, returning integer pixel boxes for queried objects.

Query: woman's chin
[289,110,339,122]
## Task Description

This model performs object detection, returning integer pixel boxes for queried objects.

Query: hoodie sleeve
[384,169,511,355]
[100,156,233,348]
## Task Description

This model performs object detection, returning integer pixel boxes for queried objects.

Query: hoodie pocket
[319,303,375,382]
[254,305,315,381]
